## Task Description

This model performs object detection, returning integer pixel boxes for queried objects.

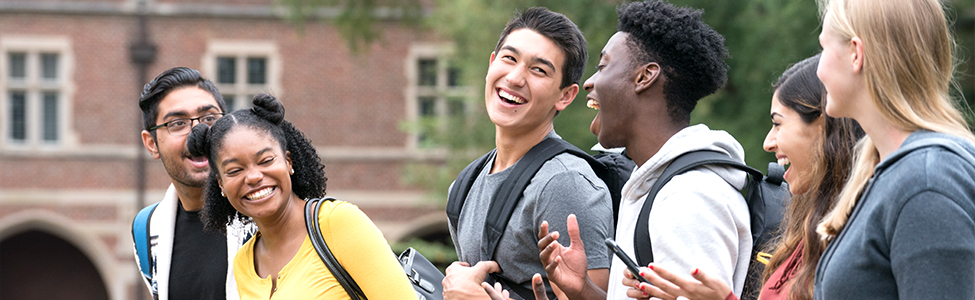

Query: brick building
[0,0,462,298]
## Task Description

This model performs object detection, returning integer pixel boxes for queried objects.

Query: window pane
[41,53,58,80]
[247,57,266,84]
[223,94,236,112]
[418,59,437,86]
[43,92,58,141]
[448,67,462,87]
[419,96,436,117]
[217,57,236,84]
[10,91,26,141]
[9,53,26,79]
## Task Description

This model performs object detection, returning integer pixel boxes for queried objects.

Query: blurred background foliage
[281,0,975,204]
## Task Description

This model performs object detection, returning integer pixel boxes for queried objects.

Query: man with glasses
[132,67,255,300]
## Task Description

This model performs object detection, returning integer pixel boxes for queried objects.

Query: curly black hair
[139,67,225,133]
[186,93,327,233]
[617,0,729,124]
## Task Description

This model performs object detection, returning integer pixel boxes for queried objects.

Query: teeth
[245,187,273,200]
[499,90,526,104]
[777,157,791,167]
[587,99,600,110]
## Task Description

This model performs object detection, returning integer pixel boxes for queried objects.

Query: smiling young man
[442,7,615,300]
[536,1,753,300]
[132,67,255,300]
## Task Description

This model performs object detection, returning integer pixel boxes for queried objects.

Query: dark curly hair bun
[186,123,211,158]
[251,94,285,125]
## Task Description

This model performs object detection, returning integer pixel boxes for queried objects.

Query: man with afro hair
[535,1,752,299]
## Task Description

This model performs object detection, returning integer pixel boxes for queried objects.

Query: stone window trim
[0,36,77,151]
[202,40,281,112]
[404,43,475,149]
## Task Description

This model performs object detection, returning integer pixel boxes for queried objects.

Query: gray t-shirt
[449,146,614,298]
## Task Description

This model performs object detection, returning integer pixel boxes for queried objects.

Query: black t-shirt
[169,201,228,300]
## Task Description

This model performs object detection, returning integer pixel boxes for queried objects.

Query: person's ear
[555,84,579,111]
[850,36,864,73]
[141,130,160,159]
[486,52,497,81]
[285,151,293,173]
[635,63,661,94]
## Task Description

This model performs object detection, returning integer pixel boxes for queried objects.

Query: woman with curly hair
[187,94,416,299]
[620,55,863,300]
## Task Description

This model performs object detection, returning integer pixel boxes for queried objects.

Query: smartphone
[605,238,651,284]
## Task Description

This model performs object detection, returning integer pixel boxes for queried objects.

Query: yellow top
[234,200,417,299]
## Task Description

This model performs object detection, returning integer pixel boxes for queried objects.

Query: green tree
[413,0,824,202]
[280,0,973,203]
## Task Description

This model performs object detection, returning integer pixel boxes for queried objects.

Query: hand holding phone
[604,238,650,284]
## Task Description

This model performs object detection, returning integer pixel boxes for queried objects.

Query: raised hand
[537,214,590,296]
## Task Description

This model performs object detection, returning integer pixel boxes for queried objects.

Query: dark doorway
[1,230,109,300]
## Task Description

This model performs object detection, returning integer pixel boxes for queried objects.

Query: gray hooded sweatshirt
[815,130,975,299]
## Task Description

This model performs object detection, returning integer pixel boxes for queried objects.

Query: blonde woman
[814,0,975,298]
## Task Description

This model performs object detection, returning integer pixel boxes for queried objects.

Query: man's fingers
[495,282,510,299]
[531,273,549,300]
[538,220,550,240]
[542,255,562,277]
[566,214,584,249]
[539,238,561,266]
[445,261,470,273]
[473,260,502,274]
[482,282,507,300]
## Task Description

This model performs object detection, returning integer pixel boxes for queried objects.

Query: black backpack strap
[446,150,495,232]
[305,197,367,300]
[633,150,760,266]
[591,151,635,227]
[483,137,574,261]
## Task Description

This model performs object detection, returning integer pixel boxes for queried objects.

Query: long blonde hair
[816,0,975,240]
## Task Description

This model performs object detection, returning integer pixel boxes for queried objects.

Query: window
[407,44,474,148]
[1,37,73,149]
[204,41,279,112]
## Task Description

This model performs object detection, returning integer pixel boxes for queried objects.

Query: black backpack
[445,137,631,299]
[632,150,790,300]
[445,138,788,300]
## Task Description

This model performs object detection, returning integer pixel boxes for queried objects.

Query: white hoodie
[606,124,752,299]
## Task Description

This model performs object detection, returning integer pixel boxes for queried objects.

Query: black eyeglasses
[149,113,224,136]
